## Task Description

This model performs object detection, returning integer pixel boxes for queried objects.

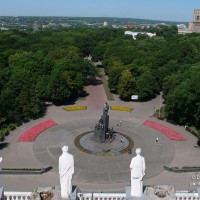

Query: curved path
[0,82,200,192]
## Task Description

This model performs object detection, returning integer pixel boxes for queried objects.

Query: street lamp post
[159,91,163,118]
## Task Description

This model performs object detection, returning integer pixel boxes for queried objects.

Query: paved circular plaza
[1,83,199,192]
[33,118,175,190]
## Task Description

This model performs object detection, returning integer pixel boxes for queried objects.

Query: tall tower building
[189,9,200,32]
[193,9,200,22]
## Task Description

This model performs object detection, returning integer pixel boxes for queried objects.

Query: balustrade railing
[2,191,199,200]
[176,192,199,200]
[4,192,31,200]
[77,193,126,200]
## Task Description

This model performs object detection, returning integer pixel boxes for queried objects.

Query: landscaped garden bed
[18,120,57,142]
[110,106,133,112]
[143,120,186,141]
[63,106,87,111]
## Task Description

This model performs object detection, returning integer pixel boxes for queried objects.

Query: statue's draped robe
[59,152,74,199]
[130,155,146,197]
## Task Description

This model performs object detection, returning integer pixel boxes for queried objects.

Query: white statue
[130,148,146,197]
[59,146,74,199]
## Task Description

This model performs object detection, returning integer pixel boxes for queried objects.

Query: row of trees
[1,26,200,137]
[85,26,200,129]
[0,28,99,138]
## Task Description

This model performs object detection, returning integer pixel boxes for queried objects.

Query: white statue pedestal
[197,186,200,197]
[0,187,4,200]
[55,185,78,200]
[126,186,146,200]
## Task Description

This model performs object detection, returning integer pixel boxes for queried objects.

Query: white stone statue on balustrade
[130,148,146,197]
[59,146,74,199]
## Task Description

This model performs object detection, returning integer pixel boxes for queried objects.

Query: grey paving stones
[33,119,175,188]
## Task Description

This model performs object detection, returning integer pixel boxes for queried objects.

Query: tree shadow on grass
[0,142,9,150]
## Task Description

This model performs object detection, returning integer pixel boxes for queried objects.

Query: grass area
[188,126,198,134]
[63,105,87,111]
[95,152,115,156]
[99,69,115,101]
[154,106,167,119]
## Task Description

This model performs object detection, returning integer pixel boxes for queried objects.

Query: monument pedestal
[0,187,4,200]
[197,186,200,197]
[126,186,146,200]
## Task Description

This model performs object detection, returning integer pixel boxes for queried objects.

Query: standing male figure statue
[103,102,109,116]
[59,146,74,199]
[130,148,146,197]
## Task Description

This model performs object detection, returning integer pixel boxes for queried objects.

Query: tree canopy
[1,25,200,136]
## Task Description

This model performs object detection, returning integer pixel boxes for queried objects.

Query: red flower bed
[143,120,186,141]
[18,120,57,142]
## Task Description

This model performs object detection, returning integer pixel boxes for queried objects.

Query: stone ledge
[164,165,200,173]
[0,165,52,175]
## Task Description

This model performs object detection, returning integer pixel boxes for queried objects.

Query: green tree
[136,72,159,101]
[17,82,41,121]
[108,60,125,91]
[165,82,196,125]
[118,70,136,100]
[162,74,181,98]
[66,46,82,59]
[47,70,74,102]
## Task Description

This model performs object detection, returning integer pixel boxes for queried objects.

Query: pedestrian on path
[156,137,159,143]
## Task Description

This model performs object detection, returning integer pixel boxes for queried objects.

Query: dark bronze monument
[94,102,114,143]
[74,102,133,155]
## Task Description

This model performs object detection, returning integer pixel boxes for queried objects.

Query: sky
[0,0,199,22]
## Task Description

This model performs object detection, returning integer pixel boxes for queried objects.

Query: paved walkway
[0,82,200,192]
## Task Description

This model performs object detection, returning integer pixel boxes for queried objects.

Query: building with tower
[189,9,200,32]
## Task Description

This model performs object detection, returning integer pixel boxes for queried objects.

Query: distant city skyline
[0,0,199,22]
